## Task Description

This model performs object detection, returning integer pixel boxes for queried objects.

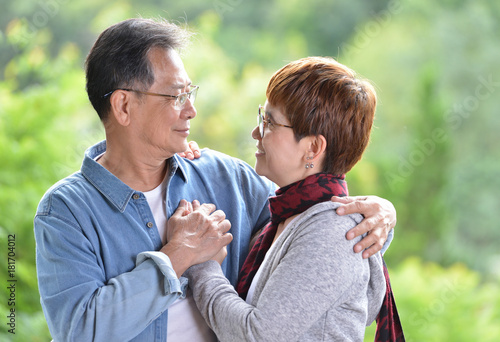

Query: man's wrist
[160,242,194,278]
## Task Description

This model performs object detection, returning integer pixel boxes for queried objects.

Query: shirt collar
[81,140,188,212]
[170,154,188,185]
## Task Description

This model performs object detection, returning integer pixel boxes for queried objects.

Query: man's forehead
[148,48,191,89]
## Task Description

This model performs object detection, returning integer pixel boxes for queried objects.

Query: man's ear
[109,90,132,126]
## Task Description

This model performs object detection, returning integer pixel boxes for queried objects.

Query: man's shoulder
[174,148,275,194]
[176,148,257,178]
[179,148,246,168]
[36,172,89,215]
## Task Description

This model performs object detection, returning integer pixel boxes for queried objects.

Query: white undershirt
[143,178,168,244]
[245,251,267,305]
[144,180,216,342]
[246,237,277,305]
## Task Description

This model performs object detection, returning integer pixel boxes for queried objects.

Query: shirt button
[133,194,140,200]
[146,222,154,228]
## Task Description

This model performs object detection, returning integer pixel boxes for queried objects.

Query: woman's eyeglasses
[258,105,293,137]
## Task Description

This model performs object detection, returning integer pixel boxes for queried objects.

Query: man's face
[129,48,196,160]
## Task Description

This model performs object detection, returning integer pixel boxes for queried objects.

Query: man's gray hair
[85,18,193,121]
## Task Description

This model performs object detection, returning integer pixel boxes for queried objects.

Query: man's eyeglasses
[103,85,199,110]
[258,105,293,137]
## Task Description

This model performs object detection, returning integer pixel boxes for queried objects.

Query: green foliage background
[1,0,499,340]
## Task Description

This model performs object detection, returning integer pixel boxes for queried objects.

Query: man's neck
[98,141,171,192]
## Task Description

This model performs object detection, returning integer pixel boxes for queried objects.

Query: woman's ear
[309,135,327,157]
[109,90,132,127]
[302,135,327,171]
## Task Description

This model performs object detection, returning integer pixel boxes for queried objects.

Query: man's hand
[331,195,396,259]
[162,199,233,277]
[190,200,228,265]
[177,141,201,160]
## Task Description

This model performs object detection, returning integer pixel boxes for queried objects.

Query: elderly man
[35,18,396,342]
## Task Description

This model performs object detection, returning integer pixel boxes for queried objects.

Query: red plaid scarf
[236,172,405,342]
[376,259,405,341]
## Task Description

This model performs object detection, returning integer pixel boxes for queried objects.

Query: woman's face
[252,102,311,187]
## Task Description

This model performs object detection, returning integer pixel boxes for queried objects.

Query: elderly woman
[184,57,395,341]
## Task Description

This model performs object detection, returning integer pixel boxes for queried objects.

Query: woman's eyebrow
[265,111,275,121]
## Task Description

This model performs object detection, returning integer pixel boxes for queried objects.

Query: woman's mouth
[255,147,265,156]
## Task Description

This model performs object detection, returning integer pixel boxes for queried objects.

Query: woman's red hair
[266,57,377,174]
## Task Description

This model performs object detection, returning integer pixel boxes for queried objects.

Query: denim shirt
[35,140,275,342]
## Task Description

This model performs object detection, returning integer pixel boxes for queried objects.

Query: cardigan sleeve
[185,205,371,342]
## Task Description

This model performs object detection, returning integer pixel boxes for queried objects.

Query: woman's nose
[251,125,261,140]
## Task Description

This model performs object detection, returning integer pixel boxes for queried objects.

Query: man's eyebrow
[170,82,192,90]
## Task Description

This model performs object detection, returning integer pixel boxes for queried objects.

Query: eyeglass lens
[180,87,198,108]
[258,106,265,137]
[174,86,198,109]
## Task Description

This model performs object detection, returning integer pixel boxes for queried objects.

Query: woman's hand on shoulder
[177,141,201,160]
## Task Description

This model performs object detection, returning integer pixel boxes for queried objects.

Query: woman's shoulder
[296,201,363,229]
[277,201,364,249]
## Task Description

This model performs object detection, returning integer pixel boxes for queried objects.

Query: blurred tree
[0,21,99,340]
[344,0,500,276]
[381,64,454,261]
[377,258,500,342]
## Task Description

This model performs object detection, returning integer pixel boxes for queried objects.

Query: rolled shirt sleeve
[136,251,188,297]
[35,212,186,342]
